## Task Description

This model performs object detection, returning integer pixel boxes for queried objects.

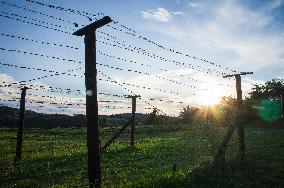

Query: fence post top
[73,16,112,36]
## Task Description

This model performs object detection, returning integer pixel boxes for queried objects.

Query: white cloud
[134,0,284,113]
[215,0,271,28]
[141,7,183,23]
[141,0,284,83]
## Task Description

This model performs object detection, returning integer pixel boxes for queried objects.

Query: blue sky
[0,0,284,116]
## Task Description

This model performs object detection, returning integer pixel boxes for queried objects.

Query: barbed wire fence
[0,0,260,186]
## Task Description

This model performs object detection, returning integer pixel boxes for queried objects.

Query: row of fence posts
[13,17,138,187]
[13,16,252,188]
[11,15,284,188]
[12,57,251,188]
[13,91,139,187]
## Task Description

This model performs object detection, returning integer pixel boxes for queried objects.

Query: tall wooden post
[73,16,111,188]
[125,95,140,147]
[235,75,245,161]
[15,86,28,162]
[214,72,253,163]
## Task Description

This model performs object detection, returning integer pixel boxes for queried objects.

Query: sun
[200,94,221,105]
[196,84,226,106]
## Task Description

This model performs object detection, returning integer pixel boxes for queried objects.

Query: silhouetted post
[15,86,28,162]
[125,95,140,147]
[73,16,111,188]
[235,74,245,162]
[224,72,253,162]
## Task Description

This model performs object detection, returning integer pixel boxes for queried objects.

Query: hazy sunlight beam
[196,84,226,105]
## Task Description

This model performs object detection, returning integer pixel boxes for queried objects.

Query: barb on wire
[1,11,74,31]
[2,67,82,87]
[22,0,238,74]
[0,62,60,73]
[0,47,82,64]
[1,33,79,50]
[96,62,205,89]
[0,13,71,34]
[1,1,74,25]
[24,0,136,34]
[97,40,225,76]
[99,71,181,96]
[1,10,233,79]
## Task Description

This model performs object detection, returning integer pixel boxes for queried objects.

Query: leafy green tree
[250,79,284,100]
[147,107,158,125]
[249,78,284,121]
[179,105,199,125]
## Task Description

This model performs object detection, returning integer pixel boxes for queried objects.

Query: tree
[249,78,284,121]
[147,107,158,125]
[250,79,284,101]
[179,105,199,125]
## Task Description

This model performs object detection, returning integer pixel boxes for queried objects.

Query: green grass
[0,123,283,187]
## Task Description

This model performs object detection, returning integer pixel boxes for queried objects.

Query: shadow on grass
[152,159,284,188]
[0,128,221,187]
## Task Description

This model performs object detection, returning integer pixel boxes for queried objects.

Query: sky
[0,0,284,116]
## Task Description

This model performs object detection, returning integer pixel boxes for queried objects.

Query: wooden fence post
[73,16,111,188]
[15,86,28,162]
[125,95,140,147]
[236,75,245,162]
[214,72,253,163]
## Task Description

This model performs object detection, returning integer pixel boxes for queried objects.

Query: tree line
[0,78,283,129]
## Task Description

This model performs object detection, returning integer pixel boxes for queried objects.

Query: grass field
[0,123,283,187]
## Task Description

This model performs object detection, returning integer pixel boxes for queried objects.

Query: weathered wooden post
[73,16,111,188]
[125,95,140,147]
[235,74,245,162]
[15,86,29,162]
[214,72,253,163]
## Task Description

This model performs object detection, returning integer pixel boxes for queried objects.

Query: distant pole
[15,86,29,162]
[73,16,111,188]
[125,95,140,147]
[224,72,253,162]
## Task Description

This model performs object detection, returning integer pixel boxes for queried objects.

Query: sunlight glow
[196,82,227,106]
[199,94,221,105]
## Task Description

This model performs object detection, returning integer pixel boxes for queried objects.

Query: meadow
[0,123,283,187]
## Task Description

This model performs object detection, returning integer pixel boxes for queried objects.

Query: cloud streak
[140,0,284,84]
[141,7,183,23]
